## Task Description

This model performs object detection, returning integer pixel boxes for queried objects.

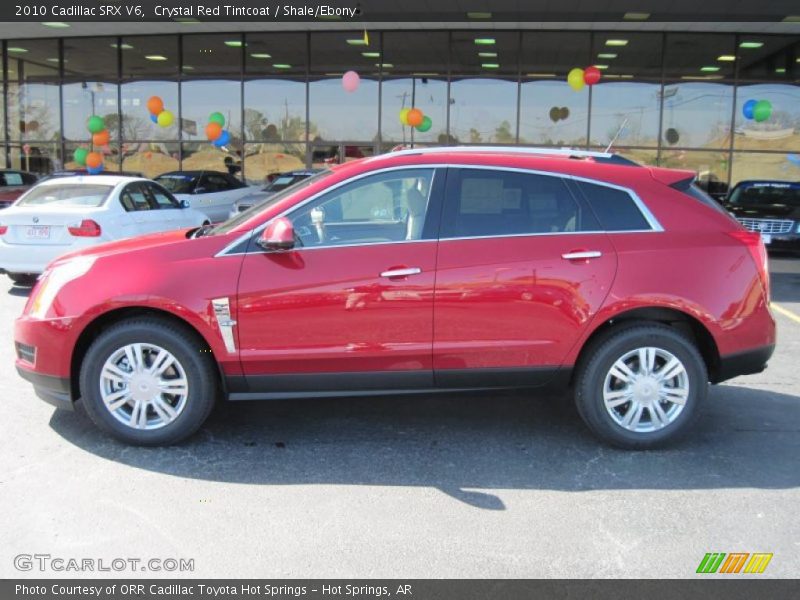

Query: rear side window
[441,169,599,239]
[576,181,651,231]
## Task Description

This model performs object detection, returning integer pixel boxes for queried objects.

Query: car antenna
[604,117,629,153]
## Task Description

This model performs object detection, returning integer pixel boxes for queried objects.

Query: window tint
[120,183,151,211]
[441,169,597,239]
[0,172,24,186]
[577,181,651,231]
[155,174,196,195]
[289,169,434,247]
[147,183,179,209]
[202,173,233,192]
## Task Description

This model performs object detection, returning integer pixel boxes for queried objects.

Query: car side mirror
[257,217,295,251]
[180,199,190,209]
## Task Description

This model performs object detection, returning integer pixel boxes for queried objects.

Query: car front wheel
[79,317,218,445]
[574,323,707,449]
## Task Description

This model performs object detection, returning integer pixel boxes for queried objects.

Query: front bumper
[16,365,73,410]
[714,344,775,384]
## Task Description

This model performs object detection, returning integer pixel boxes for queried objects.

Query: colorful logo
[696,553,773,574]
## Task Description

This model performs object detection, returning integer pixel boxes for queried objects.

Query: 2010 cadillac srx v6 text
[14,147,776,448]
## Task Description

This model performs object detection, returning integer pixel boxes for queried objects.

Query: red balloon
[583,66,602,86]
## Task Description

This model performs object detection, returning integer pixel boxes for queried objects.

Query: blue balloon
[742,99,757,120]
[87,165,104,175]
[150,114,158,124]
[213,129,230,147]
[787,154,800,167]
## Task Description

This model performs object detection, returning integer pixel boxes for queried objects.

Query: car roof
[35,174,146,187]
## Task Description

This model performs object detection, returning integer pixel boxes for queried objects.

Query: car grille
[15,342,36,364]
[737,218,794,235]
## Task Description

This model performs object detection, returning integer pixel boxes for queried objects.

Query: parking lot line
[771,302,800,325]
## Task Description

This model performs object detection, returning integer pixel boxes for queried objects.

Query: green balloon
[87,115,105,134]
[209,112,226,127]
[753,99,772,123]
[73,147,88,166]
[415,115,432,133]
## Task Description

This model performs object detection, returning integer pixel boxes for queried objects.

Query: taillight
[728,230,769,297]
[68,219,102,237]
[0,225,7,235]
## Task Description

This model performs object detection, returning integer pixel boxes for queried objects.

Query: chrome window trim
[215,163,662,258]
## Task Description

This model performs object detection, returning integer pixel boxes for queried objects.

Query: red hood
[49,228,196,268]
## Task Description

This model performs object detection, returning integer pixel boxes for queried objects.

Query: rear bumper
[714,344,775,384]
[16,365,73,410]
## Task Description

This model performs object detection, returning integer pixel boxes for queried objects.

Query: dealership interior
[1,18,799,189]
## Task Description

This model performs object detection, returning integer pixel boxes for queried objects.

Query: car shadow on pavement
[770,269,800,304]
[48,384,800,509]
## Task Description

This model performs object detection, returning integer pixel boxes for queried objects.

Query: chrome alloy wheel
[602,347,689,433]
[99,343,189,430]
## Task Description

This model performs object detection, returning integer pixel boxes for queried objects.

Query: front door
[235,167,443,395]
[433,167,617,387]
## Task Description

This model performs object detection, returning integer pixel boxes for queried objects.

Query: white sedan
[0,175,209,285]
[154,171,260,223]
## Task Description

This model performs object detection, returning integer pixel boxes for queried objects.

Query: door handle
[380,267,422,278]
[561,251,602,260]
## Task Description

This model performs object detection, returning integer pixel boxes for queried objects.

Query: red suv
[14,148,776,448]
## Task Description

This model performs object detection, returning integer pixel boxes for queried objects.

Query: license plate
[761,233,772,245]
[25,226,50,240]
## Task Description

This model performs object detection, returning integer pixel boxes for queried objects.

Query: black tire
[574,323,707,450]
[79,317,218,446]
[8,273,38,286]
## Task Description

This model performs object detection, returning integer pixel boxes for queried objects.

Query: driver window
[289,169,434,247]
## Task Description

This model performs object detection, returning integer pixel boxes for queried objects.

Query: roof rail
[377,145,616,160]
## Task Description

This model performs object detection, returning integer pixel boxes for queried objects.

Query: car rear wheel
[79,317,218,445]
[574,323,707,449]
[8,273,38,286]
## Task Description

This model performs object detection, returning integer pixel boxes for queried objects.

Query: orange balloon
[92,129,110,146]
[206,122,223,141]
[147,96,164,115]
[406,108,424,127]
[86,152,103,169]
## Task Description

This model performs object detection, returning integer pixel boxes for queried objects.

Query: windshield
[18,184,112,207]
[729,183,800,206]
[209,169,333,236]
[155,174,197,195]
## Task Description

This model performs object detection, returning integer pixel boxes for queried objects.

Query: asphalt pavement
[1,257,799,578]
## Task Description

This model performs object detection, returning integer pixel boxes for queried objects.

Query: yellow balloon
[567,68,585,92]
[157,110,175,127]
[399,108,411,125]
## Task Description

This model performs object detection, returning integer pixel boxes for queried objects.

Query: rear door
[119,182,158,236]
[143,181,184,229]
[432,167,617,387]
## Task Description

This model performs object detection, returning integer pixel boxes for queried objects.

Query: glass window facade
[2,32,798,187]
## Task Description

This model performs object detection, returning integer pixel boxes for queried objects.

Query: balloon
[87,115,105,134]
[753,99,772,122]
[92,129,110,146]
[342,70,360,93]
[583,66,601,86]
[399,108,411,125]
[208,112,225,127]
[567,68,585,91]
[85,152,103,169]
[205,121,223,141]
[549,107,560,122]
[73,147,88,166]
[742,99,757,120]
[150,114,158,124]
[406,108,424,127]
[559,107,570,120]
[213,129,230,147]
[665,127,680,145]
[157,110,174,127]
[147,96,164,115]
[787,154,800,167]
[87,165,104,175]
[415,116,432,132]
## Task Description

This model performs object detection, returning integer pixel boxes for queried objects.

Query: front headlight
[28,256,96,319]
